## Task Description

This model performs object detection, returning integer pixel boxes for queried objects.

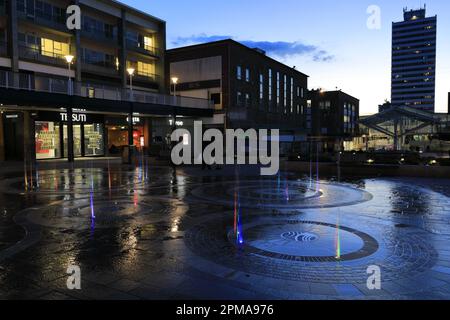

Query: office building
[166,39,309,155]
[391,6,437,112]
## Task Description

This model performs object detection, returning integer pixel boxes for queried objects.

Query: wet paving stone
[0,165,450,299]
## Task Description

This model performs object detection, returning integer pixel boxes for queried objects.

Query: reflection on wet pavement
[1,164,450,300]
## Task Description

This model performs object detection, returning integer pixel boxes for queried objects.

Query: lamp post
[64,55,75,163]
[64,55,74,95]
[171,77,179,97]
[127,68,135,101]
[126,68,136,164]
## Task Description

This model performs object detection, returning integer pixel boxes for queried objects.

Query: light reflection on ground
[0,164,450,300]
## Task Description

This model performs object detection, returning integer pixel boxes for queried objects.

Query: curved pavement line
[0,208,42,263]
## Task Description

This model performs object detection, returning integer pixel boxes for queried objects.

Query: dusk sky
[124,0,450,115]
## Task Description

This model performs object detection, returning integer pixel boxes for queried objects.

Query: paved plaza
[1,162,450,300]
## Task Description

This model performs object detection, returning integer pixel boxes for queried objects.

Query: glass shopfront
[35,121,61,160]
[35,111,105,160]
[105,116,146,155]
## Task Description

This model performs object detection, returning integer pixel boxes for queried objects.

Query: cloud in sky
[171,34,334,62]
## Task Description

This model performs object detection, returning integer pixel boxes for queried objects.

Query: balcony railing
[81,61,120,77]
[17,10,68,32]
[0,70,213,110]
[126,39,160,58]
[133,72,159,84]
[81,29,117,44]
[19,45,67,66]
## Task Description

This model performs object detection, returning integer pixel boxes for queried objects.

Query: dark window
[0,29,6,42]
[26,0,34,16]
[82,48,115,68]
[83,16,116,39]
[211,93,221,105]
[17,0,25,12]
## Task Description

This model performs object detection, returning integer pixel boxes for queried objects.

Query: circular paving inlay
[190,180,373,209]
[185,213,438,283]
[280,231,318,242]
[235,220,378,262]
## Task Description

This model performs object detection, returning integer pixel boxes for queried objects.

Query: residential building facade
[0,0,212,162]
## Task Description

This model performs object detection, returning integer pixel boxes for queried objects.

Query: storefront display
[35,121,61,160]
[34,112,105,159]
[84,124,104,156]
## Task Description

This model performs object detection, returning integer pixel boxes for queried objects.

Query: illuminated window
[41,38,69,58]
[144,36,153,51]
[259,73,264,101]
[283,75,287,112]
[237,66,242,80]
[245,68,250,82]
[268,69,273,104]
[290,77,294,113]
[132,61,154,77]
[276,72,280,106]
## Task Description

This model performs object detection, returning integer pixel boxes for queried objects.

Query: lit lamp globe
[127,68,135,76]
[65,55,74,64]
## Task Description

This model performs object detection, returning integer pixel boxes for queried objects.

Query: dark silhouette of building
[308,89,359,153]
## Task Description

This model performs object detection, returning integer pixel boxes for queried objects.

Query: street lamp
[171,77,179,97]
[127,68,135,100]
[65,55,74,95]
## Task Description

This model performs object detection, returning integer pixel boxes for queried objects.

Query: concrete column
[119,9,127,90]
[72,0,81,83]
[0,113,5,161]
[127,105,133,164]
[7,0,19,87]
[67,107,74,162]
[393,119,399,151]
[155,21,166,93]
[23,111,36,164]
[144,117,152,152]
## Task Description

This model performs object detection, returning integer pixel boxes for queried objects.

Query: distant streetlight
[171,77,179,97]
[65,55,74,95]
[127,68,135,100]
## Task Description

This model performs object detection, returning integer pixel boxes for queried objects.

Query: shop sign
[60,112,87,123]
[169,119,184,127]
[126,116,141,124]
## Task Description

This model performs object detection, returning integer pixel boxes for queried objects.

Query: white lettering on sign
[126,117,141,124]
[169,119,184,127]
[60,113,87,123]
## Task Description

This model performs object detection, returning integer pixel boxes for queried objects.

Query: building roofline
[167,39,309,78]
[309,89,359,101]
[102,0,166,24]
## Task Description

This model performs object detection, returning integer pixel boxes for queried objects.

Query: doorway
[63,124,82,157]
[3,113,24,161]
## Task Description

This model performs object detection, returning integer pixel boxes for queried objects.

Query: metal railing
[81,61,120,76]
[126,39,160,57]
[17,10,67,31]
[0,70,213,110]
[19,45,67,66]
[81,29,117,43]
